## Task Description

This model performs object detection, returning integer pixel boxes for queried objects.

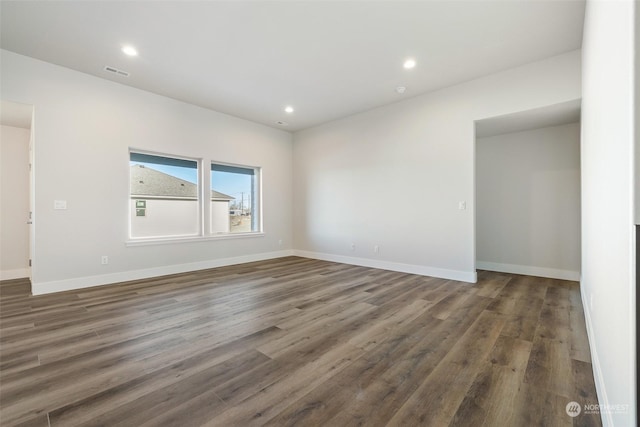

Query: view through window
[129,152,261,238]
[129,152,199,238]
[211,163,260,233]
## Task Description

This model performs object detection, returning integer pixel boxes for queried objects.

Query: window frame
[126,150,264,246]
[209,160,263,235]
[128,149,203,241]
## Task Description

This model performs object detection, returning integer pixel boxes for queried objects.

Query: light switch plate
[54,200,67,210]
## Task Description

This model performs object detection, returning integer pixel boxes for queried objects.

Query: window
[130,152,199,239]
[128,152,262,242]
[210,163,260,234]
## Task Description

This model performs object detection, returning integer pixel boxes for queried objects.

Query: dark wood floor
[0,257,600,426]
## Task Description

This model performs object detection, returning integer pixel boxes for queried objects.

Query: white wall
[636,0,640,227]
[0,50,293,294]
[293,50,581,282]
[476,123,581,280]
[581,1,636,425]
[210,201,231,233]
[0,125,30,279]
[130,199,199,238]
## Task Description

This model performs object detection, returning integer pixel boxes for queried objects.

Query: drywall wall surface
[0,50,293,291]
[0,125,30,279]
[636,0,640,227]
[476,123,581,280]
[293,50,581,281]
[581,0,636,425]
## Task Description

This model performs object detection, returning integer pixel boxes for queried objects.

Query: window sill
[126,232,265,247]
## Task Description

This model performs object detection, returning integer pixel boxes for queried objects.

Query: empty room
[0,1,636,426]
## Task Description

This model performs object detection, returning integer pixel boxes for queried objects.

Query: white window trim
[209,160,262,235]
[129,148,203,240]
[128,149,264,244]
[125,231,265,247]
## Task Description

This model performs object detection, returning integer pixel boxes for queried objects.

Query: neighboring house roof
[130,164,234,200]
[210,190,235,200]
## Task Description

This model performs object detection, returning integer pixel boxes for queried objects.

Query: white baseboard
[476,261,580,281]
[0,268,29,281]
[580,287,611,427]
[293,250,477,283]
[32,250,295,295]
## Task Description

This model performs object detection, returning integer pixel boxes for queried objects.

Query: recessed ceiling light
[403,58,416,69]
[396,86,406,94]
[284,106,294,114]
[122,45,138,57]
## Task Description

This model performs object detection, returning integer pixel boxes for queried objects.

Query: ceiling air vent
[104,66,130,77]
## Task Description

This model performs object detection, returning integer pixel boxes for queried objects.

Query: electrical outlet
[278,239,283,246]
[350,243,356,251]
[374,245,379,253]
[101,256,109,265]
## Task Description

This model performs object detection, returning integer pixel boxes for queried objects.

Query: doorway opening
[474,99,581,281]
[0,100,34,285]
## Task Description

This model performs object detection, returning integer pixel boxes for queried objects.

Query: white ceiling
[475,99,581,138]
[0,1,585,132]
[0,100,33,129]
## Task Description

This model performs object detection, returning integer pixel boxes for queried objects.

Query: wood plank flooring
[0,257,601,426]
